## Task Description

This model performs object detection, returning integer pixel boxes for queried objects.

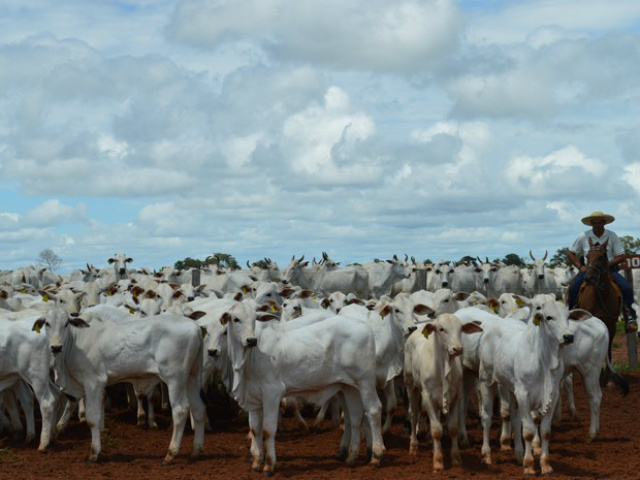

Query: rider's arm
[567,250,587,273]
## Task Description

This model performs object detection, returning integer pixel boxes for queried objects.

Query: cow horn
[529,250,535,261]
[543,250,548,261]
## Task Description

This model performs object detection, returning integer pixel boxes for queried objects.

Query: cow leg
[381,379,397,435]
[135,391,147,427]
[498,385,512,451]
[457,371,476,448]
[539,411,554,475]
[14,381,36,443]
[78,397,87,423]
[518,404,536,476]
[358,382,384,466]
[163,382,190,465]
[407,388,421,455]
[84,386,105,462]
[56,396,78,435]
[248,409,265,471]
[479,381,495,464]
[29,380,57,452]
[447,401,462,467]
[337,388,361,465]
[510,393,523,464]
[582,370,602,442]
[185,373,206,458]
[261,395,281,476]
[2,388,24,438]
[424,397,444,472]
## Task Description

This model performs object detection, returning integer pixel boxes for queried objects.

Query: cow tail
[605,353,630,396]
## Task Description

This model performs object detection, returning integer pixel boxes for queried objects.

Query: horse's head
[585,238,609,285]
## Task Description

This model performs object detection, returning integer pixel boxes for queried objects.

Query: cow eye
[536,306,541,310]
[45,322,50,327]
[546,316,553,321]
[233,317,240,323]
[439,327,445,332]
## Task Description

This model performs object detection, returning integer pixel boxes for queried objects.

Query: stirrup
[625,318,638,333]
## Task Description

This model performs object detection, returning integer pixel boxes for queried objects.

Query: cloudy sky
[1,0,639,273]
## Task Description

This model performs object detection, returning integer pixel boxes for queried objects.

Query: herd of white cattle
[0,251,636,475]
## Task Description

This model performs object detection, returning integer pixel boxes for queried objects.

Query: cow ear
[257,313,279,322]
[413,303,435,318]
[422,323,436,338]
[188,311,207,321]
[568,309,592,321]
[320,298,330,309]
[233,292,243,302]
[108,258,116,264]
[200,326,207,338]
[68,317,90,328]
[126,258,133,263]
[454,292,470,301]
[32,318,46,333]
[462,321,483,334]
[220,312,231,326]
[379,304,392,319]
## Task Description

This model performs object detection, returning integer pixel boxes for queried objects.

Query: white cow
[0,311,59,451]
[339,299,419,433]
[450,262,480,295]
[34,307,206,464]
[477,297,590,475]
[523,250,558,298]
[107,253,133,282]
[222,301,384,475]
[426,261,453,292]
[362,255,411,298]
[403,313,483,471]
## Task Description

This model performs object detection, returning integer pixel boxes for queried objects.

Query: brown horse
[577,238,621,362]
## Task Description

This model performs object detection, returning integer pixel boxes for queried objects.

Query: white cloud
[623,163,640,196]
[167,0,464,71]
[505,145,607,196]
[24,199,88,228]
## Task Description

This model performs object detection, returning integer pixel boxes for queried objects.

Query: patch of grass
[0,447,15,464]
[612,362,640,373]
[103,433,117,449]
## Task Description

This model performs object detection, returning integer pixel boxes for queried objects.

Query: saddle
[572,276,623,313]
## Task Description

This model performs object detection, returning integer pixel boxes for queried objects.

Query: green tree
[550,247,570,266]
[457,255,477,265]
[500,253,525,267]
[206,253,240,270]
[37,248,62,272]
[620,235,640,255]
[174,257,207,271]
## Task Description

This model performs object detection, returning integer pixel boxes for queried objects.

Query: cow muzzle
[246,337,258,348]
[562,334,574,345]
[51,345,62,354]
[208,349,219,357]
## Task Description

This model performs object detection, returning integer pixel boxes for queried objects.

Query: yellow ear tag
[533,316,541,327]
[42,294,49,302]
[489,304,497,314]
[270,305,277,313]
[423,329,430,339]
[34,324,42,334]
[380,311,388,321]
[129,308,135,314]
[242,287,248,294]
[313,297,318,301]
[109,291,113,297]
[516,298,524,308]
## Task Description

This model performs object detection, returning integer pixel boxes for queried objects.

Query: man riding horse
[567,211,638,332]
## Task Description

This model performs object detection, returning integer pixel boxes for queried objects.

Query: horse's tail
[604,352,630,396]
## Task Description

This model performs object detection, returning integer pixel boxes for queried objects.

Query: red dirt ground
[2,331,639,480]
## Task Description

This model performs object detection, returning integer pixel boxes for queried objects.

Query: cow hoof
[336,447,348,461]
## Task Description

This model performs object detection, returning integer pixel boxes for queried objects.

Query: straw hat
[581,211,615,226]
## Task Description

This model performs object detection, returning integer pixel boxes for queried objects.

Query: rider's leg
[567,272,585,309]
[610,271,637,331]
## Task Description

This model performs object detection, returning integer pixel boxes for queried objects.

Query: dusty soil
[2,331,639,480]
